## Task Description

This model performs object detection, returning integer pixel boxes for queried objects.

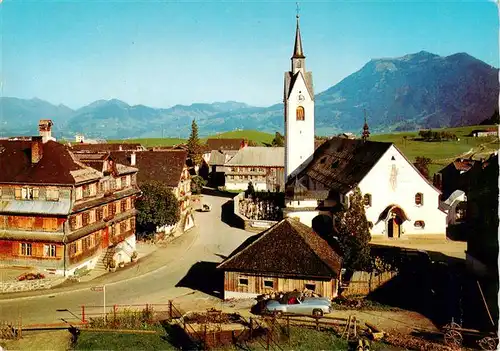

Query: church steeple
[362,109,370,142]
[292,15,305,59]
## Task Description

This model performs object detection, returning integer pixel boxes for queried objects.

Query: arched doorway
[377,205,409,239]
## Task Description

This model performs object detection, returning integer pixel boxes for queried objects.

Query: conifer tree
[337,187,372,271]
[187,119,202,165]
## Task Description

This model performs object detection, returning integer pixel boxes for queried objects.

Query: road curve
[0,194,253,325]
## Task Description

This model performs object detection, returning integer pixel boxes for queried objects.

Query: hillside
[1,51,497,139]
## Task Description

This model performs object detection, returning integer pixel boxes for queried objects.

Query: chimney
[38,119,54,143]
[130,152,136,166]
[31,136,44,164]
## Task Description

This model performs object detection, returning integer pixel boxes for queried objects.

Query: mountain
[0,97,74,136]
[314,51,499,135]
[1,51,497,138]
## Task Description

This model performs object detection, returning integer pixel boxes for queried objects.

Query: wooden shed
[217,218,342,300]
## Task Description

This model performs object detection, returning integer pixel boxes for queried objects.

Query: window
[89,183,97,196]
[296,106,305,121]
[391,156,396,161]
[20,243,32,256]
[76,187,83,200]
[116,201,121,214]
[82,212,89,227]
[44,244,56,257]
[264,280,274,289]
[21,187,38,200]
[116,177,122,189]
[238,277,249,286]
[75,214,82,229]
[103,205,109,219]
[363,194,372,207]
[120,221,127,233]
[46,188,59,201]
[415,192,423,206]
[121,200,126,212]
[125,175,131,187]
[414,220,425,229]
[89,210,96,224]
[76,240,82,254]
[15,187,22,199]
[305,283,316,291]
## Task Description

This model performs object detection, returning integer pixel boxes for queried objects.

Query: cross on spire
[296,2,300,18]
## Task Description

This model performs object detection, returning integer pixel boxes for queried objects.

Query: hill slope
[1,51,497,138]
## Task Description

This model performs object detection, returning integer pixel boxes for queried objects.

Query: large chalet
[0,122,140,276]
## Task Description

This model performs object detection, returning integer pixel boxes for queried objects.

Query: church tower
[284,13,315,180]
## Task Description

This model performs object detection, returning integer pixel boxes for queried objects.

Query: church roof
[286,137,392,195]
[292,16,305,59]
[284,71,315,102]
[217,217,342,278]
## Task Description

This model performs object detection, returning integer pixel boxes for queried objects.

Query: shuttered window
[20,243,32,256]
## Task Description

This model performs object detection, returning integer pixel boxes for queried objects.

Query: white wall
[285,72,315,179]
[358,145,446,238]
[225,180,268,192]
[284,210,319,228]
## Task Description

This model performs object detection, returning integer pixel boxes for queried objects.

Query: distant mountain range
[1,51,498,139]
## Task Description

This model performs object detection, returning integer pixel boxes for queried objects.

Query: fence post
[249,317,253,338]
[287,315,290,341]
[203,324,207,351]
[81,305,86,323]
[316,316,319,331]
[169,300,173,320]
[266,324,270,351]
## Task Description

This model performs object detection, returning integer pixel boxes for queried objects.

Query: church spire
[362,109,370,142]
[292,8,305,59]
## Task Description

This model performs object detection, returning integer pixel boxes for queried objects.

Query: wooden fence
[0,319,22,340]
[342,271,397,297]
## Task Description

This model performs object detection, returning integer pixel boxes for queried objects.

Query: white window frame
[21,243,33,256]
[44,244,56,257]
[75,187,83,200]
[46,187,60,201]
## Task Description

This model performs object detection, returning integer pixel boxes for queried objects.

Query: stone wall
[233,192,279,233]
[0,276,67,294]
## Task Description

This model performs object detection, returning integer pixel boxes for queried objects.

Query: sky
[1,0,498,109]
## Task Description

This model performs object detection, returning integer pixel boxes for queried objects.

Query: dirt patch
[0,330,72,351]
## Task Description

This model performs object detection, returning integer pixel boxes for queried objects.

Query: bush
[191,175,207,194]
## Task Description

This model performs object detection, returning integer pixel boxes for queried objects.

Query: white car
[265,297,332,317]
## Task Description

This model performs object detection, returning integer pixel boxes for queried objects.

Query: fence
[0,319,22,340]
[342,271,397,297]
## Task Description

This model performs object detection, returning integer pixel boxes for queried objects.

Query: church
[282,15,447,239]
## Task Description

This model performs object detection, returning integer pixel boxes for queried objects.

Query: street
[0,193,253,325]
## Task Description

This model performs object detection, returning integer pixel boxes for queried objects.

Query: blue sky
[1,0,498,109]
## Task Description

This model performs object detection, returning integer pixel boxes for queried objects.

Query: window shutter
[70,216,76,230]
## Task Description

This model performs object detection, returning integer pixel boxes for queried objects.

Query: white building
[224,147,284,192]
[282,15,446,239]
[284,14,315,180]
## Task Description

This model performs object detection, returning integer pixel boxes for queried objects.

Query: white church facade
[282,14,447,239]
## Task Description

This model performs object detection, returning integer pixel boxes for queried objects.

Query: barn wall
[223,271,338,300]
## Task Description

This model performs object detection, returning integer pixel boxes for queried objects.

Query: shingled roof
[217,218,342,278]
[71,143,145,153]
[110,150,187,187]
[225,147,284,167]
[0,140,99,185]
[206,138,245,151]
[286,137,392,195]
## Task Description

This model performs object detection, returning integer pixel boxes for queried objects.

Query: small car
[265,297,332,317]
[201,203,212,212]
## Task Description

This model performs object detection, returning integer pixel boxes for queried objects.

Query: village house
[207,149,238,186]
[224,147,285,192]
[468,128,498,138]
[0,122,140,276]
[284,137,447,239]
[433,158,478,200]
[71,143,146,153]
[109,150,194,233]
[217,217,342,300]
[464,153,498,278]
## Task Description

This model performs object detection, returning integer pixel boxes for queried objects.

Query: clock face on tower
[298,94,305,102]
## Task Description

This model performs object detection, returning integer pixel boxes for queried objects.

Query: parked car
[265,297,332,317]
[200,203,212,212]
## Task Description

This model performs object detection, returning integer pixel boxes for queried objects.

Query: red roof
[0,140,85,184]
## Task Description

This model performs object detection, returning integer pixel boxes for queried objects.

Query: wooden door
[101,228,109,248]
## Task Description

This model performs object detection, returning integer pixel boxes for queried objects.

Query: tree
[336,187,371,271]
[271,132,285,147]
[414,156,432,180]
[191,175,207,194]
[187,119,202,166]
[136,181,180,235]
[245,181,256,199]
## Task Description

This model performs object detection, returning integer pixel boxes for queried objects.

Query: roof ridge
[287,218,341,276]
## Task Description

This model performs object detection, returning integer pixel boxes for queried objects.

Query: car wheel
[312,309,323,317]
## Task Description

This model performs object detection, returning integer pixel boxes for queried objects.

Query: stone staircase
[78,247,115,283]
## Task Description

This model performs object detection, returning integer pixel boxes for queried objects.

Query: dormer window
[21,187,38,200]
[46,188,59,201]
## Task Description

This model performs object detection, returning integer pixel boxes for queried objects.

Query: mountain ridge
[1,51,497,139]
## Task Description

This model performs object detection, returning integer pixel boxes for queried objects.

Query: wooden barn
[217,218,342,300]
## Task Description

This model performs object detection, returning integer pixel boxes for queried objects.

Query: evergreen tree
[271,132,285,147]
[337,187,371,271]
[187,119,202,165]
[136,181,180,236]
[414,156,432,180]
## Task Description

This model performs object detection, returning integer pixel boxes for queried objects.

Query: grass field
[74,330,174,350]
[107,125,498,177]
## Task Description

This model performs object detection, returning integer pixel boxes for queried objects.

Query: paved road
[0,193,253,325]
